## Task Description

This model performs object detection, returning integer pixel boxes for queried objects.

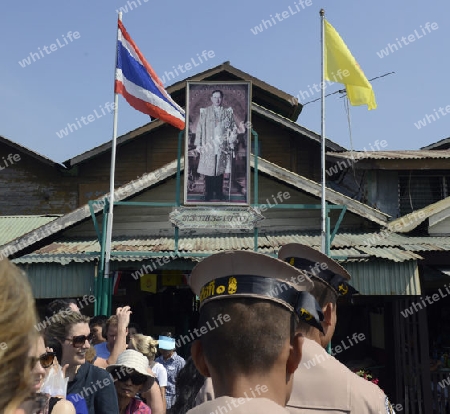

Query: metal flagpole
[320,9,327,255]
[102,11,122,314]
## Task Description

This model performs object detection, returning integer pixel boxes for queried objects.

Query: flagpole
[103,11,122,311]
[320,9,327,254]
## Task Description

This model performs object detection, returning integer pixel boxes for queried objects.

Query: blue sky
[0,0,448,163]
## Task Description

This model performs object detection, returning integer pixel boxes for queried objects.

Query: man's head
[45,298,79,319]
[189,250,323,406]
[105,315,122,350]
[158,332,175,359]
[127,322,142,339]
[89,315,107,345]
[210,90,223,107]
[278,244,358,347]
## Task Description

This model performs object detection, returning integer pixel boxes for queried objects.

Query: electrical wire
[301,72,395,106]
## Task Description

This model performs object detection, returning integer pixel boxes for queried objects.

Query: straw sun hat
[106,349,155,392]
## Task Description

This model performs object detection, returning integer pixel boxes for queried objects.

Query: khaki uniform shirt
[187,396,289,414]
[194,377,215,407]
[287,338,395,413]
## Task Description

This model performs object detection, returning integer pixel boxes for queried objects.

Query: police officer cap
[189,250,325,333]
[278,244,358,297]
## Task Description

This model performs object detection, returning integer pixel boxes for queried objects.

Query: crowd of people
[0,243,397,413]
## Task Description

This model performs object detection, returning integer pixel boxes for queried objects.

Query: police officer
[186,250,327,414]
[278,243,395,414]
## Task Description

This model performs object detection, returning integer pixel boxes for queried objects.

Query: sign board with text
[169,206,264,230]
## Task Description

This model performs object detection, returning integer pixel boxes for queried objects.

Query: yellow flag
[324,19,377,110]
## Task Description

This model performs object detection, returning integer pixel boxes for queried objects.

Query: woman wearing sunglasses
[45,312,119,414]
[106,350,155,414]
[19,334,76,414]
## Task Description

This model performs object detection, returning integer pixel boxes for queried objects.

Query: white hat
[106,350,155,391]
[158,336,176,350]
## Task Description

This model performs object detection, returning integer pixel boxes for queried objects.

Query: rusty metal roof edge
[326,149,450,161]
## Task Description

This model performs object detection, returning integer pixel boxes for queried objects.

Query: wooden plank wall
[0,142,78,215]
[76,126,180,207]
[251,115,321,180]
[64,172,369,238]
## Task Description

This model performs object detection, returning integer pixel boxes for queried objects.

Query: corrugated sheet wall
[18,263,95,299]
[344,260,420,295]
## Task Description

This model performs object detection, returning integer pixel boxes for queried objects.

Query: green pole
[326,203,331,256]
[176,131,183,206]
[99,201,109,316]
[97,203,109,315]
[252,130,259,252]
[175,131,183,254]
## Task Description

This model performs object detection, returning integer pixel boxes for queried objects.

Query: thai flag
[113,271,122,295]
[115,20,185,130]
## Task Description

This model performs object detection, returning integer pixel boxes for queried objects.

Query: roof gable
[0,135,61,167]
[65,101,345,168]
[166,61,302,121]
[421,136,450,150]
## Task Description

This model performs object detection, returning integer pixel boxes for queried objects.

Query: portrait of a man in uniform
[185,82,251,205]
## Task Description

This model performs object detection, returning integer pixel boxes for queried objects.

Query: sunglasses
[29,352,55,369]
[65,333,94,348]
[111,367,148,386]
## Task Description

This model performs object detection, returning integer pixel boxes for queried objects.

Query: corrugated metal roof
[12,231,450,265]
[356,246,423,262]
[0,215,61,246]
[18,262,95,298]
[344,260,420,295]
[327,150,450,160]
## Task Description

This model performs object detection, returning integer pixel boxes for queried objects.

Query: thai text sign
[169,206,264,230]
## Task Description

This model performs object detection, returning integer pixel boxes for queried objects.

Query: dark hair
[89,315,108,326]
[172,357,206,414]
[310,278,338,308]
[198,298,297,377]
[160,331,173,338]
[90,315,108,338]
[211,90,223,98]
[128,322,142,334]
[45,298,77,319]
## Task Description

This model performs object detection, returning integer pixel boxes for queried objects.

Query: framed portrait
[184,81,251,205]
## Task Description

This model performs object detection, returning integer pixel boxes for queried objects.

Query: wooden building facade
[2,62,450,413]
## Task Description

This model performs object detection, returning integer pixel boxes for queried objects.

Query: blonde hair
[0,259,37,414]
[129,334,158,362]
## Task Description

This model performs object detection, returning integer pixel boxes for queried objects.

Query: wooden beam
[253,157,389,226]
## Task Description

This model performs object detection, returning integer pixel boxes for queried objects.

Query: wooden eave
[0,135,61,168]
[387,196,450,233]
[65,102,344,168]
[253,157,390,226]
[253,104,346,152]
